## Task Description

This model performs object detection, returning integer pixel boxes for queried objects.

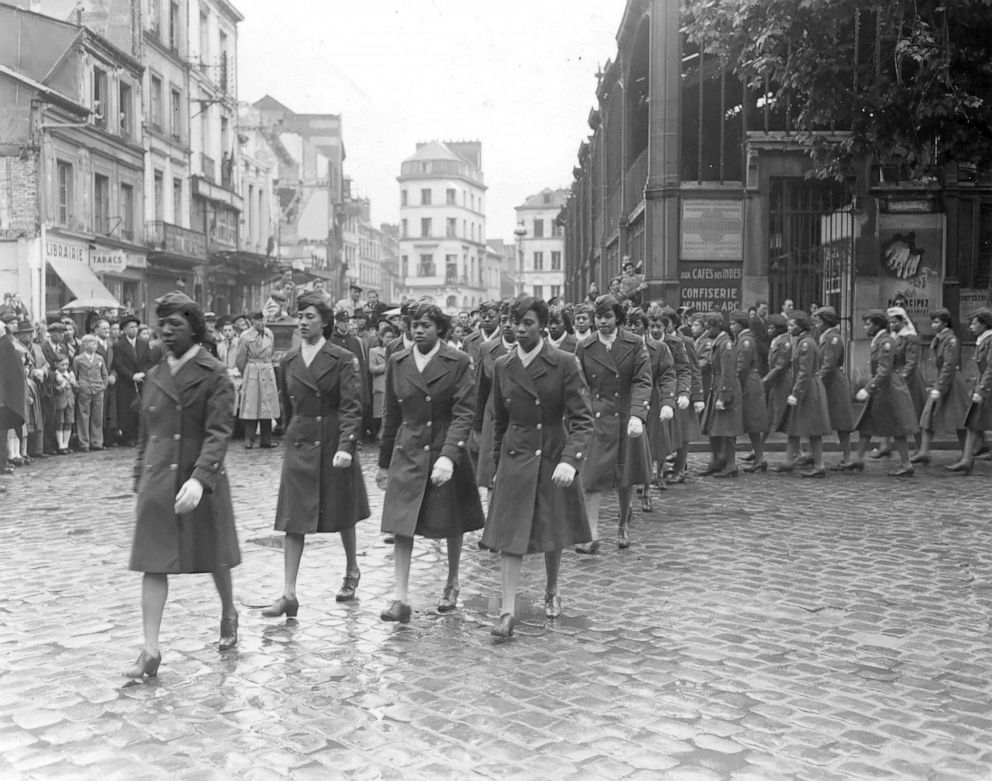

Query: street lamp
[513,222,527,297]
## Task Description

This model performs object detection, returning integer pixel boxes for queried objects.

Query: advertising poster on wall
[681,199,744,261]
[679,262,743,312]
[878,213,944,335]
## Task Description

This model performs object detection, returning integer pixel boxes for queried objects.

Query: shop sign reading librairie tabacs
[681,199,744,261]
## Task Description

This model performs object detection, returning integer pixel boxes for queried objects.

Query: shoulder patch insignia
[831,336,839,344]
[949,338,957,345]
[801,342,810,351]
[725,342,733,350]
[883,343,891,351]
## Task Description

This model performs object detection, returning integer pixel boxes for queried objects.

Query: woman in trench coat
[482,296,594,638]
[575,295,652,552]
[125,292,240,679]
[947,308,992,474]
[773,311,832,476]
[844,310,919,476]
[236,313,281,448]
[376,302,484,623]
[699,312,744,477]
[261,292,370,620]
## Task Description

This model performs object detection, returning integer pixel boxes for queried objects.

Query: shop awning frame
[48,258,121,310]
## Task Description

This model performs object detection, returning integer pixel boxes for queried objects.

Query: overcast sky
[235,0,628,241]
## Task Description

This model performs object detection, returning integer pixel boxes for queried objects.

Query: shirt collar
[501,336,515,351]
[166,344,201,375]
[977,328,992,347]
[597,329,617,348]
[413,338,442,371]
[516,339,544,367]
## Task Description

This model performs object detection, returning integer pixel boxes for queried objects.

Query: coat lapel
[285,349,318,392]
[421,344,456,386]
[175,347,210,397]
[527,342,554,385]
[151,361,181,403]
[397,350,430,394]
[308,345,339,386]
[586,337,617,373]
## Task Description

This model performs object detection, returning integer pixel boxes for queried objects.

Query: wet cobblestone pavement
[0,444,990,779]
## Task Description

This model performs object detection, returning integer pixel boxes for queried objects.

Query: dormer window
[93,67,108,127]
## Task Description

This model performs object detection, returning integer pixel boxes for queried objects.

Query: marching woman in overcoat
[629,308,673,509]
[699,312,743,477]
[666,310,704,483]
[376,302,484,623]
[888,307,927,426]
[473,304,515,489]
[645,307,679,492]
[261,292,370,619]
[730,311,769,471]
[773,311,832,477]
[844,310,919,476]
[947,308,992,474]
[126,292,240,679]
[812,307,856,468]
[912,308,970,463]
[754,314,791,471]
[575,295,652,552]
[482,297,594,637]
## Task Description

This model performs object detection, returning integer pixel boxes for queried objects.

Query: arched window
[445,294,457,309]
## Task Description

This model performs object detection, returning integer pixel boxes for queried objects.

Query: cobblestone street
[0,445,989,780]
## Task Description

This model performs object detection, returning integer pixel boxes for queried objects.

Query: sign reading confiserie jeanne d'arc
[681,199,744,261]
[679,262,743,313]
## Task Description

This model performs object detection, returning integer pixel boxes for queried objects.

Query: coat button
[576,452,582,458]
[457,441,464,447]
[595,412,601,418]
[615,373,620,378]
[535,449,542,456]
[169,464,177,471]
[316,416,322,422]
[426,421,432,427]
[535,400,541,406]
[314,441,320,446]
[425,395,432,402]
[174,434,180,440]
[175,404,181,411]
[424,445,430,451]
[536,423,542,430]
[615,392,620,397]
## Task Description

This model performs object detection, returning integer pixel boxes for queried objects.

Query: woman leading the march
[376,302,484,623]
[481,296,594,638]
[261,291,370,620]
[125,292,240,679]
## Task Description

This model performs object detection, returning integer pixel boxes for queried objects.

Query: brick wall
[0,156,38,236]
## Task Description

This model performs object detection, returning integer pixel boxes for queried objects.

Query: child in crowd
[73,334,109,451]
[52,355,77,454]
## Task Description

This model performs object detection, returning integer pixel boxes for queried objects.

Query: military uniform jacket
[130,348,240,574]
[378,343,483,538]
[855,330,919,438]
[779,331,831,437]
[481,343,593,555]
[736,329,770,434]
[763,333,793,433]
[548,333,579,354]
[893,330,927,416]
[274,342,370,534]
[921,328,970,434]
[646,336,678,461]
[462,327,498,367]
[665,332,701,444]
[474,337,511,486]
[816,327,855,432]
[701,331,744,437]
[964,332,992,432]
[576,329,652,491]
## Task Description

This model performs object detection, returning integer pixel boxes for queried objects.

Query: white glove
[627,416,643,438]
[332,450,352,468]
[928,389,941,401]
[0,320,5,336]
[430,455,454,485]
[660,406,674,421]
[108,373,117,385]
[855,388,869,402]
[786,395,798,407]
[375,467,389,490]
[132,372,145,383]
[693,401,705,414]
[715,399,725,411]
[676,395,689,410]
[973,393,983,404]
[551,462,576,487]
[174,478,203,515]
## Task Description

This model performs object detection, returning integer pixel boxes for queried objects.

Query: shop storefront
[43,232,121,317]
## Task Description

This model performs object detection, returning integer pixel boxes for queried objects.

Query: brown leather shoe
[491,612,515,638]
[437,584,459,613]
[219,613,238,650]
[335,573,360,602]
[380,600,411,623]
[261,595,299,618]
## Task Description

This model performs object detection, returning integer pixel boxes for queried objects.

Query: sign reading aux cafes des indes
[680,198,744,312]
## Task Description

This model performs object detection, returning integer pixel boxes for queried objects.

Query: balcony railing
[145,221,208,260]
[200,152,216,184]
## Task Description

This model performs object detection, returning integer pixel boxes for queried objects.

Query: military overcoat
[855,331,920,438]
[473,337,510,487]
[964,333,992,432]
[130,348,241,574]
[736,329,770,434]
[576,330,653,491]
[645,336,678,462]
[763,333,793,431]
[379,343,484,538]
[893,331,927,417]
[701,330,744,437]
[816,326,855,432]
[778,332,832,437]
[920,328,970,434]
[274,342,370,534]
[481,344,593,555]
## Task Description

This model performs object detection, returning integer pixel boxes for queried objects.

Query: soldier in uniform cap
[843,310,918,476]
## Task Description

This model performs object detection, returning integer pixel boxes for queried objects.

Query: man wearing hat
[0,315,26,475]
[112,314,152,447]
[41,318,70,454]
[202,312,220,359]
[335,283,363,315]
[363,289,390,327]
[12,318,46,460]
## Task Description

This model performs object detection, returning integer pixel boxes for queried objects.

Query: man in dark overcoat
[113,314,153,446]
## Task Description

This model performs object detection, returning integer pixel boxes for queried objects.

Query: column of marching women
[115,292,992,677]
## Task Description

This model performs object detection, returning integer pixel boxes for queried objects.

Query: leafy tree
[682,0,992,180]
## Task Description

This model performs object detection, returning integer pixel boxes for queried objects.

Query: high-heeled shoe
[771,462,795,473]
[219,613,238,650]
[696,462,725,476]
[742,460,767,473]
[380,600,411,623]
[335,573,360,602]
[945,460,974,475]
[887,465,915,478]
[617,521,631,549]
[491,612,515,638]
[261,595,299,618]
[837,460,865,472]
[713,466,739,478]
[909,453,931,465]
[641,491,652,512]
[800,467,827,478]
[123,649,161,679]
